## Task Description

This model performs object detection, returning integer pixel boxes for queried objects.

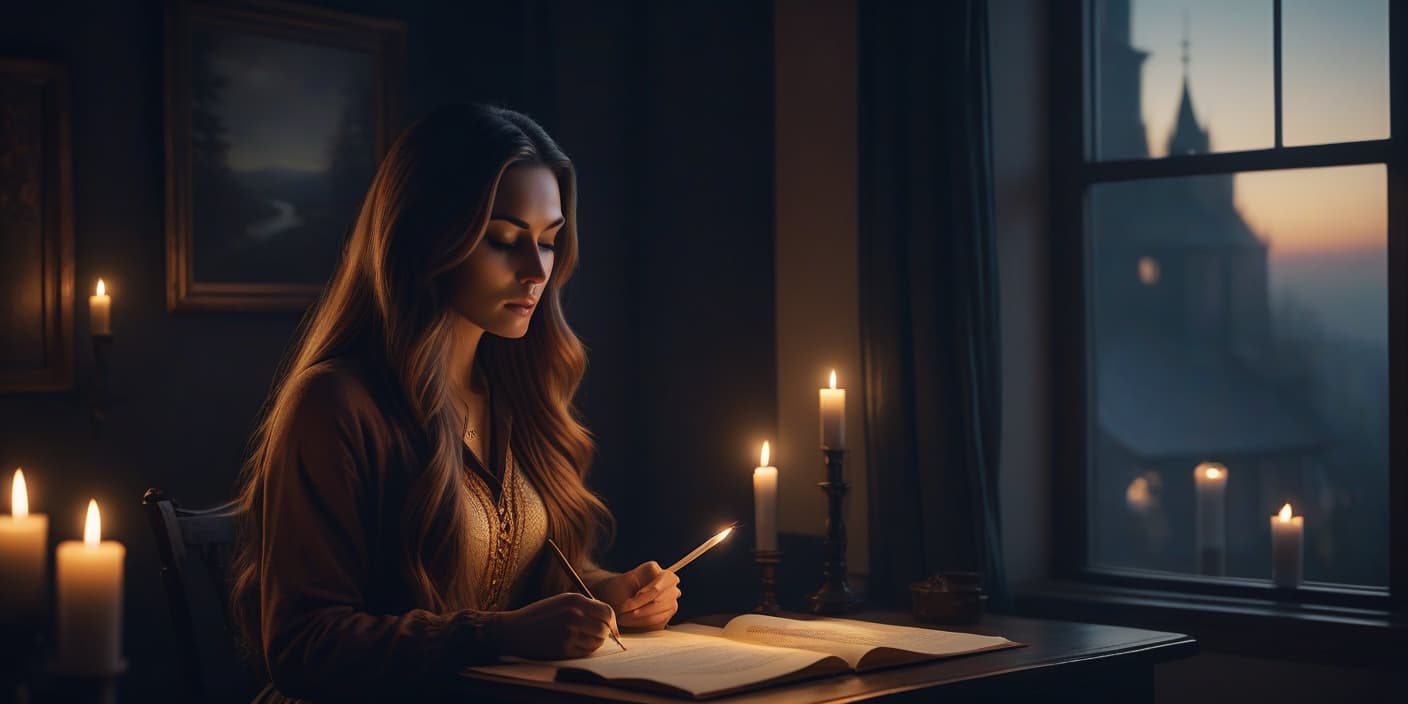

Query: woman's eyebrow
[489,214,566,231]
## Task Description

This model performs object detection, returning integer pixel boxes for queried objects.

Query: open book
[470,614,1021,700]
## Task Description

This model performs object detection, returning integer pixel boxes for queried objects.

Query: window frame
[1049,0,1407,614]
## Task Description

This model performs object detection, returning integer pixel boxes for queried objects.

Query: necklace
[461,397,479,443]
[459,377,491,447]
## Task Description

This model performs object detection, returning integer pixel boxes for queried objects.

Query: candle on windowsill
[0,468,48,625]
[89,278,111,336]
[1192,462,1227,575]
[1270,502,1303,589]
[753,442,778,552]
[819,370,845,450]
[56,499,125,674]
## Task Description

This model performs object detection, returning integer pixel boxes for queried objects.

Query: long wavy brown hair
[229,104,613,650]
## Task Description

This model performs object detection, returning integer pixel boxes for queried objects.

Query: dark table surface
[460,610,1197,703]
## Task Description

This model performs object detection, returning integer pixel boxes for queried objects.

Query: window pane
[1087,165,1388,588]
[1283,0,1390,146]
[1094,0,1272,160]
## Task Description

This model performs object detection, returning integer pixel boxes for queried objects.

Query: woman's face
[449,164,563,339]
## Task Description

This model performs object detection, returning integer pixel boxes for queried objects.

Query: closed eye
[485,238,556,254]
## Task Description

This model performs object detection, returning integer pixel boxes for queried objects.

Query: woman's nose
[517,249,549,284]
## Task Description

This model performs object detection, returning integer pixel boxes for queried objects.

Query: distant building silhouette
[1090,0,1323,572]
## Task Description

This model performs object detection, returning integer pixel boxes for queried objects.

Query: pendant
[464,428,478,442]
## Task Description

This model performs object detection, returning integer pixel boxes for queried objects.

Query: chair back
[142,487,246,701]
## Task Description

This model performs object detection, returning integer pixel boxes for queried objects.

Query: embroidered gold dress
[462,444,548,610]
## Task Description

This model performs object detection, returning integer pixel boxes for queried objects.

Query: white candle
[89,278,111,336]
[1270,502,1304,588]
[753,442,778,552]
[819,370,846,449]
[0,469,48,626]
[1193,462,1227,575]
[56,499,125,674]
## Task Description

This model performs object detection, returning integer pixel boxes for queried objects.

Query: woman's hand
[497,592,619,659]
[593,561,682,631]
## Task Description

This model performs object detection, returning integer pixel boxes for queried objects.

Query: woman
[230,104,681,702]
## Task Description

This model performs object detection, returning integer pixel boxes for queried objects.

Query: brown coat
[249,359,607,702]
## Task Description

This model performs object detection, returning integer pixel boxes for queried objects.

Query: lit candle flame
[96,278,106,296]
[12,468,28,520]
[1194,462,1225,482]
[1278,503,1294,523]
[829,370,837,390]
[84,499,101,546]
[760,441,770,467]
[715,525,734,543]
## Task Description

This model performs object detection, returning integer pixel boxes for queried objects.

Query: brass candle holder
[804,448,863,614]
[91,333,113,425]
[753,549,781,615]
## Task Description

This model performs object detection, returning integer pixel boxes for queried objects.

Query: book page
[471,628,849,699]
[722,614,1019,671]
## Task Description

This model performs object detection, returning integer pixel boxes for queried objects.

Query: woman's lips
[506,302,535,316]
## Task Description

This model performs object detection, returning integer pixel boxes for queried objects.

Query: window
[1053,0,1401,605]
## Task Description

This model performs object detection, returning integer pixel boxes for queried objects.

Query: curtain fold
[859,0,1009,610]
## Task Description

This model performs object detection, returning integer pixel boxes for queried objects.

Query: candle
[819,370,846,449]
[89,278,111,336]
[0,469,48,626]
[1192,462,1227,575]
[753,442,778,552]
[56,499,125,674]
[1270,502,1304,588]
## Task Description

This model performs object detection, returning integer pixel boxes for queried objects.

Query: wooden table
[459,611,1197,703]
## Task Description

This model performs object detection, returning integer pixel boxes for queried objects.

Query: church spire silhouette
[1167,11,1209,156]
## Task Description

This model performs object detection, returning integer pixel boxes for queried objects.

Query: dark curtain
[859,0,1009,610]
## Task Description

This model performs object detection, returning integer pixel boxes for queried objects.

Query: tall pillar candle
[0,469,48,626]
[56,499,125,674]
[753,442,778,551]
[1193,462,1227,575]
[89,278,111,336]
[819,370,846,450]
[1270,503,1303,588]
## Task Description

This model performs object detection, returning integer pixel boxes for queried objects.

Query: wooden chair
[142,487,247,701]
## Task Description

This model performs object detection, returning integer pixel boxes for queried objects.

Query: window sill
[1014,580,1407,669]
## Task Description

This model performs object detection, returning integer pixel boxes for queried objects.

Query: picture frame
[164,0,405,311]
[0,58,74,393]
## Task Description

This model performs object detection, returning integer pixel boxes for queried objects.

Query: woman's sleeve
[258,371,498,700]
[579,560,619,593]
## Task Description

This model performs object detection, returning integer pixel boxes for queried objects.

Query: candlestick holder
[753,549,781,615]
[804,448,863,614]
[91,333,113,425]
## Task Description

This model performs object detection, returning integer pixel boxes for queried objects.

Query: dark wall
[0,0,776,699]
[582,0,777,615]
[534,0,777,612]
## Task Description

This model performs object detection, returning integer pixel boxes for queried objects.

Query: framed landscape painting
[165,1,404,311]
[0,59,74,393]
